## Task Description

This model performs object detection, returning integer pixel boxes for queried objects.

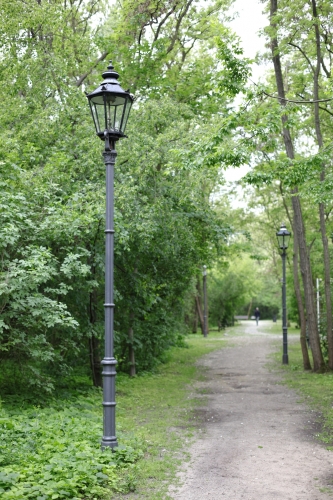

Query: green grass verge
[112,330,227,499]
[257,320,299,336]
[272,333,333,450]
[0,331,227,500]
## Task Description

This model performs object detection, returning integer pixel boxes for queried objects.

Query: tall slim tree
[269,0,324,371]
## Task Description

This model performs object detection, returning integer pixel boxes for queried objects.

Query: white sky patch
[228,0,269,80]
[223,0,269,190]
[223,164,250,182]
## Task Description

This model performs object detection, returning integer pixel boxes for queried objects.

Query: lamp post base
[101,437,118,450]
[282,354,289,365]
[101,356,118,450]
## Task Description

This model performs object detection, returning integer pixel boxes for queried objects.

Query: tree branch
[288,42,315,73]
[75,51,109,87]
[166,0,194,54]
[259,87,333,104]
[320,57,331,78]
[154,6,177,41]
[319,105,333,117]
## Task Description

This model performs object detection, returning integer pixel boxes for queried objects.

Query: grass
[0,330,227,500]
[272,329,333,450]
[257,319,299,336]
[7,321,325,500]
[113,330,227,499]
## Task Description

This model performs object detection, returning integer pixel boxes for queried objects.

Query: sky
[228,0,268,67]
[223,0,269,183]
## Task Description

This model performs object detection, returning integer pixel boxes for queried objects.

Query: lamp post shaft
[87,61,133,449]
[282,250,288,365]
[101,144,118,449]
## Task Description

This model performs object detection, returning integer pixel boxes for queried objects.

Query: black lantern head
[87,61,134,140]
[276,223,291,250]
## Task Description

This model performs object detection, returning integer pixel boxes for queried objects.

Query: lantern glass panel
[89,101,102,135]
[104,95,126,133]
[88,91,133,136]
[284,232,291,249]
[120,99,133,133]
[277,234,285,249]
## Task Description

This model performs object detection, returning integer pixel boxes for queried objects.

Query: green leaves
[0,392,143,499]
[0,0,249,385]
[216,37,252,96]
[0,177,92,391]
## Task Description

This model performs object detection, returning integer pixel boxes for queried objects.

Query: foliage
[251,278,281,320]
[0,0,251,386]
[113,97,233,371]
[208,255,262,326]
[0,331,226,500]
[0,163,96,391]
[0,389,144,499]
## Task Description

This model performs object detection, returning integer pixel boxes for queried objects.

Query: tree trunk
[247,298,253,319]
[128,317,136,377]
[270,0,324,371]
[319,203,333,368]
[192,298,198,333]
[293,228,312,370]
[280,183,311,370]
[195,295,204,334]
[202,270,208,337]
[311,0,333,368]
[195,277,204,335]
[292,193,324,371]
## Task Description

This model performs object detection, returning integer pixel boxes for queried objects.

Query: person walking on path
[254,307,260,325]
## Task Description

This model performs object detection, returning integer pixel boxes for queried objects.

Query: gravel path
[169,321,333,499]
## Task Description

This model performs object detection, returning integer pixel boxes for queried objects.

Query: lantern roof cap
[86,61,134,100]
[276,223,291,236]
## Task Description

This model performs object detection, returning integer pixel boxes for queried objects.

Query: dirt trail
[169,321,333,499]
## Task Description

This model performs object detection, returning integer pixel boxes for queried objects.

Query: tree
[208,255,264,327]
[0,0,246,388]
[263,0,333,368]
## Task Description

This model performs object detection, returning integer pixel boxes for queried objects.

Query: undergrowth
[0,330,226,499]
[0,387,143,499]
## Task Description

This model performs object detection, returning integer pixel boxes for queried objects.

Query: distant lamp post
[276,223,291,365]
[87,62,134,449]
[202,265,208,338]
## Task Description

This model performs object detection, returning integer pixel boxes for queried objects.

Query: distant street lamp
[202,265,208,337]
[276,223,291,365]
[87,62,134,449]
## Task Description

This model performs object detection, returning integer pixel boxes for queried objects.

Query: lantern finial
[102,62,119,82]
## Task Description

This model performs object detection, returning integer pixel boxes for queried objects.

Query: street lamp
[276,223,291,365]
[202,265,208,337]
[87,62,134,449]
